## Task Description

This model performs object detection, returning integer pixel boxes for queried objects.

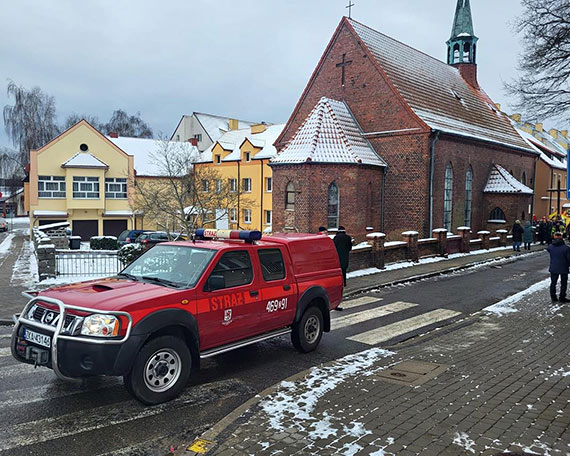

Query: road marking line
[340,296,382,309]
[0,347,12,357]
[347,308,462,345]
[332,301,418,330]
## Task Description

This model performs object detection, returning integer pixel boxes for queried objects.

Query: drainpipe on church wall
[429,130,440,235]
[381,166,387,233]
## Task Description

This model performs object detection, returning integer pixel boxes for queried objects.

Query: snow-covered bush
[118,243,143,266]
[90,236,118,250]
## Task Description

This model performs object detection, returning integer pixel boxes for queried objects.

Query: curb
[0,318,14,327]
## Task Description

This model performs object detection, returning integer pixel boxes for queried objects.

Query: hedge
[90,236,118,250]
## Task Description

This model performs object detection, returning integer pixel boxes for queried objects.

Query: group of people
[511,216,569,251]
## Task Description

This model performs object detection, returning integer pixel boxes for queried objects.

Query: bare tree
[63,112,104,131]
[133,140,251,236]
[505,0,570,122]
[3,80,60,162]
[0,147,24,179]
[104,109,153,138]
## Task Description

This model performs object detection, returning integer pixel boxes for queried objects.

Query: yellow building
[193,123,284,232]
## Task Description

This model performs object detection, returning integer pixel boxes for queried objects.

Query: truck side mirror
[206,274,225,292]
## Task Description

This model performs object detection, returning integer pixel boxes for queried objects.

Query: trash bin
[69,236,81,250]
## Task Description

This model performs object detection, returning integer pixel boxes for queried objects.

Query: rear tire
[292,306,324,353]
[124,335,191,405]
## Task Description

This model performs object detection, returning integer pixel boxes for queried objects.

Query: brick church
[270,0,537,239]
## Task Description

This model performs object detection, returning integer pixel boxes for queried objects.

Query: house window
[265,177,272,192]
[229,208,237,222]
[464,167,473,227]
[244,152,251,162]
[265,210,272,225]
[215,179,222,193]
[242,178,252,192]
[202,180,210,192]
[443,164,453,231]
[229,178,237,192]
[38,175,66,198]
[327,182,339,230]
[215,155,221,164]
[489,207,506,222]
[194,134,202,142]
[105,177,127,199]
[73,176,100,199]
[286,182,295,210]
[243,209,252,224]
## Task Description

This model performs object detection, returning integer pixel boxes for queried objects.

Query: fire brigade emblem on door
[223,309,232,325]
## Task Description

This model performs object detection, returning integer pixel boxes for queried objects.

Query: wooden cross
[346,0,355,18]
[336,53,352,86]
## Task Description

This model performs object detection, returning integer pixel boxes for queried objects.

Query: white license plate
[23,328,51,348]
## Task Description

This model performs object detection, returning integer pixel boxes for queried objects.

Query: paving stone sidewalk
[189,282,569,456]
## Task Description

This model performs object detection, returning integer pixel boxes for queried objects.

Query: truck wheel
[292,306,324,353]
[124,335,191,405]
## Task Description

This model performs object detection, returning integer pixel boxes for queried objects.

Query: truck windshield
[120,245,215,288]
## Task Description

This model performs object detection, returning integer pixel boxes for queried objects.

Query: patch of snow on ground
[484,278,550,315]
[11,239,38,285]
[0,233,15,255]
[453,432,476,453]
[260,348,394,433]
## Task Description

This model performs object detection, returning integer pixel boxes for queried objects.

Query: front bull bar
[12,295,133,381]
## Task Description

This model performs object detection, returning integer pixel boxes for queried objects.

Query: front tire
[124,335,191,405]
[292,306,324,353]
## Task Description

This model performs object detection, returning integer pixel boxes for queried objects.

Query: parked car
[0,218,7,232]
[135,231,170,249]
[117,230,150,247]
[12,229,343,404]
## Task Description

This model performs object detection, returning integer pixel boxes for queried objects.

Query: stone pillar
[402,231,419,262]
[457,227,471,253]
[478,230,491,250]
[366,232,386,269]
[497,229,508,247]
[37,238,56,281]
[432,228,448,257]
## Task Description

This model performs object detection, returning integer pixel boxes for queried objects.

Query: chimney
[229,119,239,131]
[510,113,522,123]
[189,138,198,146]
[250,123,267,134]
[456,63,478,88]
[549,129,559,139]
[109,132,118,138]
[535,123,543,132]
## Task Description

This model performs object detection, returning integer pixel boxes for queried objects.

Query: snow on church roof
[347,18,535,154]
[484,164,533,195]
[271,97,386,167]
[61,152,108,169]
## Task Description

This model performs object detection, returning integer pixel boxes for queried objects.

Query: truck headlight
[81,314,119,337]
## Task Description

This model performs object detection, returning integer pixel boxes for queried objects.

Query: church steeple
[446,0,478,65]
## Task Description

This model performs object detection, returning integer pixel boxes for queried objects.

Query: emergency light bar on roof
[195,229,262,243]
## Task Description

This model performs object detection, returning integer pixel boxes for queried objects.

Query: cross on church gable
[336,53,352,86]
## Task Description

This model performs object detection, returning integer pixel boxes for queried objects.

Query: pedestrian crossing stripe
[340,296,383,309]
[331,301,418,330]
[347,308,462,345]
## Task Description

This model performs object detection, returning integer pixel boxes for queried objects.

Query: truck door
[196,249,261,348]
[255,246,297,332]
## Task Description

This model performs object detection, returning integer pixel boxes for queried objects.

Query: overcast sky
[0,0,537,150]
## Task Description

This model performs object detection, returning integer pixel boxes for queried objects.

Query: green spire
[450,0,475,39]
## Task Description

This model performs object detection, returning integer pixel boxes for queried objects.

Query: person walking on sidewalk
[547,231,570,303]
[511,220,524,252]
[538,217,547,244]
[333,226,352,287]
[523,221,533,250]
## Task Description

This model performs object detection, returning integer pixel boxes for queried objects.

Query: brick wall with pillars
[402,231,419,262]
[478,230,491,250]
[457,227,471,253]
[433,228,448,256]
[367,232,386,269]
[497,229,508,247]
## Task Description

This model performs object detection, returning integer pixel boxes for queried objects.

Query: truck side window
[209,250,253,289]
[258,248,285,281]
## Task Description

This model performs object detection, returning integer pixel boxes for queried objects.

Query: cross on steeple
[336,53,352,86]
[346,1,355,19]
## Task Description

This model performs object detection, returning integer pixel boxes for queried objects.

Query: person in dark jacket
[511,220,524,252]
[523,221,534,250]
[547,232,570,302]
[546,220,554,244]
[333,226,352,287]
[538,217,547,244]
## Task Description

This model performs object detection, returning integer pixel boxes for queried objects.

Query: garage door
[73,220,98,241]
[103,220,127,237]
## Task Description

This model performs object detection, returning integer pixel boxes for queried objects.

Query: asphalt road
[0,253,550,455]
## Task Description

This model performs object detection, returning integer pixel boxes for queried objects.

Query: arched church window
[463,43,471,62]
[327,182,339,230]
[464,166,473,227]
[521,171,526,186]
[444,164,453,231]
[489,207,506,222]
[285,182,295,210]
[453,43,460,64]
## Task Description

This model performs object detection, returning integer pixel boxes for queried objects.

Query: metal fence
[55,250,121,277]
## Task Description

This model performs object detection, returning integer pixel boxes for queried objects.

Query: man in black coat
[547,231,570,303]
[511,220,524,252]
[333,226,352,287]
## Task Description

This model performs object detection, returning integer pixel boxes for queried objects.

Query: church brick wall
[271,164,383,241]
[432,134,536,233]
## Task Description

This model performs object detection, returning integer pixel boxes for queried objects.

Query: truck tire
[292,306,324,353]
[124,335,192,405]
